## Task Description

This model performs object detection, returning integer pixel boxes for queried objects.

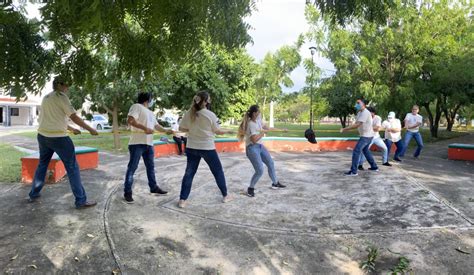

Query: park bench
[448,143,474,161]
[21,147,99,184]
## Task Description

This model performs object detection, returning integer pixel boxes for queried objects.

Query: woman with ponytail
[239,105,286,197]
[177,91,234,208]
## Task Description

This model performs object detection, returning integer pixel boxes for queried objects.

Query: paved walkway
[0,134,472,274]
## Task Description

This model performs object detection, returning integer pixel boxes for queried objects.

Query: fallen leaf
[10,254,18,261]
[282,261,289,266]
[74,256,79,262]
[167,251,174,256]
[112,268,120,274]
[28,265,37,269]
[86,234,95,238]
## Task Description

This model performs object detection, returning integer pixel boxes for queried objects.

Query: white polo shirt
[179,109,220,150]
[383,118,402,142]
[245,120,264,146]
[372,115,382,138]
[356,108,374,138]
[38,91,76,137]
[128,103,157,146]
[405,113,423,133]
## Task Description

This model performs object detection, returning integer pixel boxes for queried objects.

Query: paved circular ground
[105,151,472,273]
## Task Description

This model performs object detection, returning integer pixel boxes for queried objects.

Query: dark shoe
[247,187,255,197]
[358,165,364,171]
[151,188,168,195]
[271,182,286,189]
[382,162,392,166]
[27,196,40,203]
[368,167,379,172]
[124,193,134,204]
[76,201,97,209]
[344,171,358,176]
[394,158,402,162]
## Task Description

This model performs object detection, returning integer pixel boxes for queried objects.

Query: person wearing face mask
[28,76,99,209]
[238,105,286,197]
[340,98,379,176]
[123,92,173,204]
[177,91,234,208]
[400,105,424,159]
[358,107,391,170]
[382,112,404,162]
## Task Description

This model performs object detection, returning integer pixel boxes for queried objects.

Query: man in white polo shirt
[340,98,379,176]
[400,105,424,159]
[358,107,390,169]
[123,92,173,203]
[29,76,98,209]
[382,111,404,162]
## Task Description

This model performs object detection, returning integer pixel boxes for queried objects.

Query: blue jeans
[351,137,378,174]
[29,134,87,207]
[180,148,227,200]
[124,144,159,194]
[385,139,404,160]
[246,144,278,188]
[359,136,388,165]
[400,131,424,157]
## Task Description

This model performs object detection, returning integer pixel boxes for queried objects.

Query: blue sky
[245,0,335,93]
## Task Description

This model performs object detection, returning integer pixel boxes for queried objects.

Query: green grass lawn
[14,123,467,153]
[0,143,28,183]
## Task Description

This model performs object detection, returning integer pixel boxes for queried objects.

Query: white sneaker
[222,195,234,203]
[178,200,186,208]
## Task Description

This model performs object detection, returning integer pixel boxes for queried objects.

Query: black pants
[173,136,187,154]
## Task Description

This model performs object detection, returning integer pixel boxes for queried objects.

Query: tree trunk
[339,116,347,128]
[423,98,442,138]
[112,103,121,150]
[443,103,461,132]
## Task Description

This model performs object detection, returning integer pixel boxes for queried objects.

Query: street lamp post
[309,46,317,130]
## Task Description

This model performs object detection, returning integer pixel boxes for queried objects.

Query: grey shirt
[356,108,374,138]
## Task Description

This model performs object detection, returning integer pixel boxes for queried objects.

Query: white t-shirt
[179,109,220,150]
[128,103,157,146]
[356,108,374,138]
[245,120,263,146]
[404,113,423,133]
[372,115,382,138]
[172,120,186,137]
[38,91,76,137]
[383,118,402,142]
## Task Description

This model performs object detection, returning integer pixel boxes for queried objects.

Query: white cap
[388,112,396,119]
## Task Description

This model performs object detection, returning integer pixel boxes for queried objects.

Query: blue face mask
[355,103,361,111]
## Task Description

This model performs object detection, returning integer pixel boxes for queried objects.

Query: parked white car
[84,114,110,130]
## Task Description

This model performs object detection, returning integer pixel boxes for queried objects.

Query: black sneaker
[151,188,168,195]
[383,162,392,166]
[124,193,134,204]
[344,171,358,176]
[76,201,97,209]
[368,167,379,172]
[394,158,402,162]
[247,187,255,197]
[271,182,286,189]
[27,196,40,203]
[358,165,364,171]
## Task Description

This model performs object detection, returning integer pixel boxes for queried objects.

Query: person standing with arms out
[358,107,390,170]
[177,91,234,208]
[238,105,286,198]
[340,99,379,176]
[382,112,404,162]
[123,92,173,203]
[400,105,424,159]
[28,76,98,209]
[172,116,187,155]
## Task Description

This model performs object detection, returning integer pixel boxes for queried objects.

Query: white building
[0,91,41,127]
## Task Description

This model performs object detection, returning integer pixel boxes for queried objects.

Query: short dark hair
[137,92,152,104]
[367,106,376,113]
[358,98,368,106]
[53,76,68,90]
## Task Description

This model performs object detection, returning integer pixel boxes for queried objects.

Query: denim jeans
[172,136,187,154]
[123,144,159,195]
[246,144,278,188]
[400,131,424,157]
[385,139,404,160]
[180,148,227,200]
[351,137,378,174]
[359,136,388,165]
[29,134,87,207]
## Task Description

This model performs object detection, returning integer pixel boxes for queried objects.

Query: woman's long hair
[237,105,260,142]
[189,90,210,121]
